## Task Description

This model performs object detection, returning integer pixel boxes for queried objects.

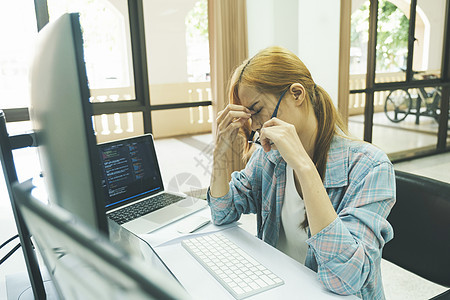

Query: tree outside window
[185,0,210,82]
[351,0,409,74]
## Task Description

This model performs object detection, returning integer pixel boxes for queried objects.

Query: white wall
[246,0,299,57]
[298,0,341,105]
[247,0,340,105]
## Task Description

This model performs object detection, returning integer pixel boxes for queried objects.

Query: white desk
[140,209,358,300]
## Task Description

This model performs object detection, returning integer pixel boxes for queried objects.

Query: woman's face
[238,85,298,133]
[238,83,318,156]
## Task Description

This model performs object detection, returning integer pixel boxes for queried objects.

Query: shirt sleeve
[207,148,263,225]
[306,160,396,295]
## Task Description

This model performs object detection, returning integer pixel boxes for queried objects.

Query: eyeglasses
[248,88,289,145]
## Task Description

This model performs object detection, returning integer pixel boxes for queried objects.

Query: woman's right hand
[210,104,252,198]
[214,104,252,157]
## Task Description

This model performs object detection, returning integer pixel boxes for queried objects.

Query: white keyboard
[181,233,284,299]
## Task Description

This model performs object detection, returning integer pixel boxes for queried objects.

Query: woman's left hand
[262,118,338,237]
[259,118,311,170]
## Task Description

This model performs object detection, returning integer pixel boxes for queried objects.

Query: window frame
[3,0,212,135]
[349,0,450,161]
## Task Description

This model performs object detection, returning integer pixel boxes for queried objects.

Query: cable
[0,243,21,265]
[0,235,21,265]
[0,234,19,249]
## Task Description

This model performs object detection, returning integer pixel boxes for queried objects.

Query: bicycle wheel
[384,89,412,123]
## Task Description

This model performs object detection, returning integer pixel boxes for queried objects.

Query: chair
[383,170,450,299]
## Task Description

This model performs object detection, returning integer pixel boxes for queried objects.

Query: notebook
[97,134,208,234]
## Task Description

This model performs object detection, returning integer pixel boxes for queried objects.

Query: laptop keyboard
[108,193,185,225]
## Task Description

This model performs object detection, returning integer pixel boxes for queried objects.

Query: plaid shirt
[207,135,395,299]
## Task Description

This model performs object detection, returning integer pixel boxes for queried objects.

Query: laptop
[97,133,208,234]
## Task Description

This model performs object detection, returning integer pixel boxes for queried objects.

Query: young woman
[208,46,395,299]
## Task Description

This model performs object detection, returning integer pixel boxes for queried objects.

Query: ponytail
[311,85,340,180]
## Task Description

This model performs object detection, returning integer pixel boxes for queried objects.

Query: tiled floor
[349,112,450,156]
[1,131,449,299]
[394,151,450,183]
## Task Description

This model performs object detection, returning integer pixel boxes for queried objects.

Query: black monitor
[29,13,108,233]
[13,180,190,300]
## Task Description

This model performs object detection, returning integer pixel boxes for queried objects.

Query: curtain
[208,0,248,179]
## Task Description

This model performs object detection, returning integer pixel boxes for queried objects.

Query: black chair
[383,170,450,300]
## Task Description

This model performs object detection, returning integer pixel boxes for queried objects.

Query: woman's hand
[210,104,252,198]
[214,104,252,157]
[260,118,338,236]
[259,118,312,170]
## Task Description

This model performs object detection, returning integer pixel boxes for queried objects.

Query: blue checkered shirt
[207,135,396,299]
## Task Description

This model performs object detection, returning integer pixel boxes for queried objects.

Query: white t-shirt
[276,164,309,264]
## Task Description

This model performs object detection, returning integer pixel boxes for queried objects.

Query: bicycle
[384,72,445,124]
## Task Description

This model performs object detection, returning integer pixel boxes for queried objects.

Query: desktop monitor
[13,180,190,300]
[29,13,108,233]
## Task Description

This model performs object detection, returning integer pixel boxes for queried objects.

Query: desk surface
[6,207,358,300]
[138,209,358,300]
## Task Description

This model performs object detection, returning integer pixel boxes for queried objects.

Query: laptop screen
[98,134,164,210]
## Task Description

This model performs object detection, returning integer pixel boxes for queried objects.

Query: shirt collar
[266,148,283,165]
[262,148,286,176]
[324,135,349,188]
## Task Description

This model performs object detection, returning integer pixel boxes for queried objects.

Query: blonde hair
[229,46,347,227]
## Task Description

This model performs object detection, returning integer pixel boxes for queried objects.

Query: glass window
[0,1,38,109]
[372,89,438,158]
[186,0,210,83]
[143,0,211,138]
[144,0,210,94]
[350,1,409,87]
[412,0,445,80]
[375,0,408,83]
[47,0,136,102]
[350,0,370,88]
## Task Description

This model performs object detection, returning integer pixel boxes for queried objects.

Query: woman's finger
[216,104,252,124]
[259,126,278,152]
[217,112,251,135]
[259,119,294,152]
[261,117,285,128]
[218,114,249,141]
[220,110,251,128]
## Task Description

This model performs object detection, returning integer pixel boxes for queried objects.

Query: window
[412,0,444,80]
[143,0,212,138]
[2,0,213,141]
[0,1,38,109]
[350,0,409,82]
[47,0,136,101]
[348,0,449,160]
[186,0,210,82]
